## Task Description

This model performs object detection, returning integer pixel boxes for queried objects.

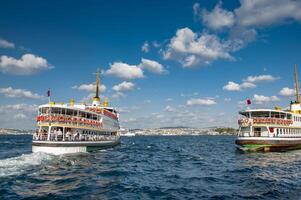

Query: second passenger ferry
[236,65,301,152]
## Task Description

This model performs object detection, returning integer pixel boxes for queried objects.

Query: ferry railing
[238,117,293,126]
[33,133,118,142]
[36,114,102,128]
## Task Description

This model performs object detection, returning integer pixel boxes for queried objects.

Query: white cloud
[187,98,217,106]
[112,81,135,92]
[138,58,167,74]
[0,104,38,129]
[152,41,161,48]
[72,83,106,93]
[188,0,301,68]
[105,62,144,79]
[144,100,151,104]
[0,39,15,48]
[224,97,232,102]
[14,113,27,119]
[235,0,301,27]
[141,41,149,53]
[0,87,44,100]
[253,94,280,104]
[224,74,278,91]
[223,81,240,91]
[0,54,52,75]
[223,81,256,91]
[166,98,173,101]
[279,87,295,96]
[199,2,235,30]
[0,104,38,114]
[111,92,126,99]
[163,27,234,67]
[243,75,279,83]
[164,105,175,112]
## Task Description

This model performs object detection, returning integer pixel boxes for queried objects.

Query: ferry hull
[32,139,120,155]
[235,137,301,152]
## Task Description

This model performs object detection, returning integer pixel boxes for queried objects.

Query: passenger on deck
[57,129,63,141]
[54,129,58,141]
[66,130,72,141]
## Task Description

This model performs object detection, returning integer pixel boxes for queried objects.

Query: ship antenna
[294,64,300,103]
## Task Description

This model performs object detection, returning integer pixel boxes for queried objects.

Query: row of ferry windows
[277,128,301,134]
[39,107,99,120]
[293,116,301,122]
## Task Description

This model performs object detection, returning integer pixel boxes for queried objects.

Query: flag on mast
[246,98,251,105]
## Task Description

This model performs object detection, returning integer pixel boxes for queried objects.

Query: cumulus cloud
[0,54,52,75]
[0,104,38,128]
[223,81,256,91]
[138,58,167,74]
[187,0,301,67]
[105,62,144,79]
[163,27,234,67]
[187,98,217,106]
[72,83,106,93]
[111,92,126,99]
[164,105,175,112]
[105,59,166,79]
[141,41,149,53]
[279,87,295,96]
[0,104,38,113]
[195,2,235,30]
[0,87,44,100]
[243,75,279,83]
[253,94,280,104]
[224,74,278,91]
[14,113,27,119]
[0,39,15,48]
[235,0,301,27]
[196,0,301,29]
[112,81,135,92]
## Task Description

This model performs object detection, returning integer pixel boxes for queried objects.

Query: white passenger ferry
[32,70,120,155]
[236,65,301,151]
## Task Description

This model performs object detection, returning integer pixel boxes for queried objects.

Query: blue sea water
[0,135,301,199]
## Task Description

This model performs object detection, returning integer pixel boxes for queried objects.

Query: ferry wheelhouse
[32,70,120,155]
[236,65,301,151]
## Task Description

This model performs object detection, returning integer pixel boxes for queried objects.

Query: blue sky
[1,0,301,129]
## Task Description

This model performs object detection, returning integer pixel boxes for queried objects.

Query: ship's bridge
[239,109,292,120]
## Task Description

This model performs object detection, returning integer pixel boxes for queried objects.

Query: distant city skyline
[1,0,301,129]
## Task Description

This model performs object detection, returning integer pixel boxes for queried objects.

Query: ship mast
[295,64,300,103]
[92,68,101,106]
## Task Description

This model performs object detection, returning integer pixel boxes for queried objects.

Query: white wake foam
[0,152,54,177]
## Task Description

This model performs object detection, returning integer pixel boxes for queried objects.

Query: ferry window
[66,109,73,116]
[277,129,279,134]
[87,113,92,119]
[51,107,61,114]
[79,111,85,118]
[252,111,270,118]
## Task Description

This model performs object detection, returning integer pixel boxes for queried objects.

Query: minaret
[92,68,101,106]
[295,64,300,103]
